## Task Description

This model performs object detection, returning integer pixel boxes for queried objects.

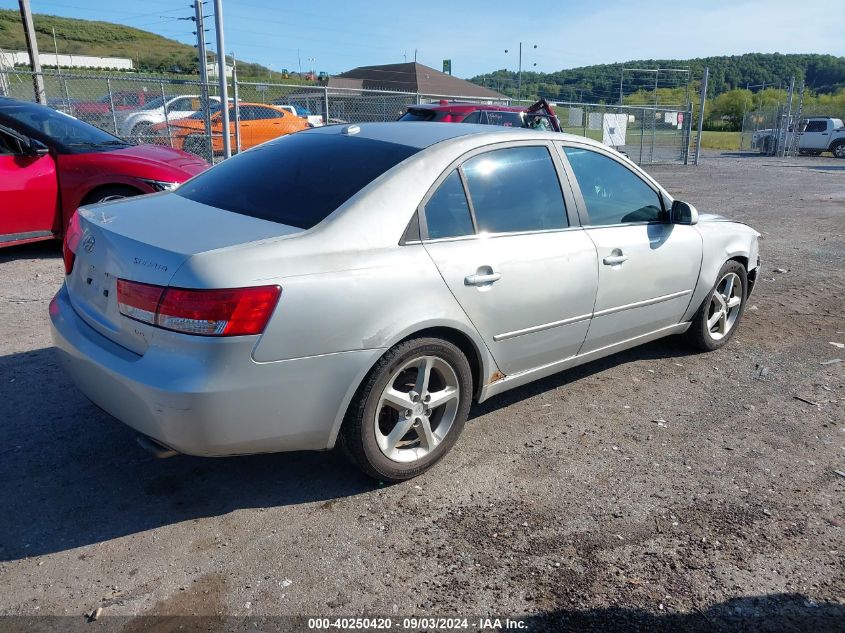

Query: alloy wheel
[374,355,460,463]
[706,272,742,341]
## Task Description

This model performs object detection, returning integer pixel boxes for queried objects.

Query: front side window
[563,147,662,226]
[462,146,568,233]
[423,170,474,239]
[803,120,827,133]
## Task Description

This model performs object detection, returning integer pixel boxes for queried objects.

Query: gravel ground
[0,151,843,632]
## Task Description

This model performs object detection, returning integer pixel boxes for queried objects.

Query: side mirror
[28,139,50,157]
[671,199,698,225]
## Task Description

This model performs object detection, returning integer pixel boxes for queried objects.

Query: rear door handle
[465,272,502,286]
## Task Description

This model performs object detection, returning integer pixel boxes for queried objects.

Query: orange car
[150,102,309,155]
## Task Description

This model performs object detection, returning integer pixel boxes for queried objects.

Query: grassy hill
[0,9,286,79]
[473,53,845,103]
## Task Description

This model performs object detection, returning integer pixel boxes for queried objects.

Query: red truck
[399,98,561,131]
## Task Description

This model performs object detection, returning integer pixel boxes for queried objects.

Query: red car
[0,97,208,249]
[399,98,561,131]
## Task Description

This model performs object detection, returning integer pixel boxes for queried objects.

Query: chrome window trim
[421,224,587,245]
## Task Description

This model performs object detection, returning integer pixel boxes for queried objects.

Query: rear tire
[684,260,748,352]
[340,337,472,482]
[130,122,154,143]
[830,140,845,159]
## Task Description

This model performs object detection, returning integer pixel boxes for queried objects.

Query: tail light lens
[63,211,82,275]
[116,280,281,337]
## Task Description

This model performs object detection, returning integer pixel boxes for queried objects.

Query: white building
[0,50,134,70]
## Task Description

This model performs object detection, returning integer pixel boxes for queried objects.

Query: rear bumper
[49,285,382,456]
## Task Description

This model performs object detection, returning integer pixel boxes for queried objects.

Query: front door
[0,126,59,245]
[798,119,831,150]
[421,144,598,376]
[560,143,702,353]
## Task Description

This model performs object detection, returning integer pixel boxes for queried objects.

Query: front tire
[684,260,747,352]
[130,122,154,143]
[83,185,141,205]
[341,337,473,482]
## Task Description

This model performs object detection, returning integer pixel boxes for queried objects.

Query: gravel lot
[0,151,843,632]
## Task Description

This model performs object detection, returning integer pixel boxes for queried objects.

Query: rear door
[422,143,598,376]
[0,125,59,245]
[559,143,702,353]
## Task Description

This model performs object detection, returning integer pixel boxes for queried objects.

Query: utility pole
[194,0,212,156]
[18,0,45,103]
[619,69,624,105]
[694,66,708,166]
[779,76,795,157]
[213,0,231,159]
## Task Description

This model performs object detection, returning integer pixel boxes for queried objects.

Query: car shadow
[516,594,845,632]
[471,335,697,419]
[0,336,695,562]
[0,346,377,562]
[0,240,62,264]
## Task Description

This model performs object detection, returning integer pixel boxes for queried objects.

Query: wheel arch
[80,183,145,206]
[681,226,759,323]
[324,320,497,450]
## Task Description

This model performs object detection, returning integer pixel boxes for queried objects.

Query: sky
[2,0,844,77]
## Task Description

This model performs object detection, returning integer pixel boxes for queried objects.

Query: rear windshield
[399,108,437,122]
[176,132,419,229]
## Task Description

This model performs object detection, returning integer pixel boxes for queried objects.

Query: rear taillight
[63,211,82,275]
[116,280,281,337]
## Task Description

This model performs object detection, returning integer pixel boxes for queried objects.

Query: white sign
[568,107,583,127]
[602,113,628,146]
[588,112,602,130]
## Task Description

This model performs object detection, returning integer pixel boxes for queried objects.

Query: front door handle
[603,249,628,266]
[465,271,502,286]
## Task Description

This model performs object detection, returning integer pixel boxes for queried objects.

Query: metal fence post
[639,108,645,164]
[232,60,241,154]
[106,77,118,135]
[323,86,330,125]
[61,74,72,117]
[160,81,173,148]
[694,67,708,166]
[583,105,588,139]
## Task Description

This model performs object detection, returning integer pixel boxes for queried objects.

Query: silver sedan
[50,123,760,481]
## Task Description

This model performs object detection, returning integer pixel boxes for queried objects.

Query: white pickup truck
[752,116,845,158]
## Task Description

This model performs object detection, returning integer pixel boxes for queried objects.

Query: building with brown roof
[325,62,505,99]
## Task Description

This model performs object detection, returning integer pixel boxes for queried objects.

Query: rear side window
[176,133,419,229]
[803,120,827,133]
[462,146,568,233]
[563,147,662,225]
[423,171,474,239]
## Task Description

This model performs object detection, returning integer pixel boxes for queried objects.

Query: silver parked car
[50,123,761,481]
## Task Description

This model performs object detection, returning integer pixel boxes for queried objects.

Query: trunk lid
[67,193,302,354]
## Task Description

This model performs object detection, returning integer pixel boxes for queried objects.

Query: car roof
[304,121,603,151]
[409,102,526,113]
[0,96,50,112]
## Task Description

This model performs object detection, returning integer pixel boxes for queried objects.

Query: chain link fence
[1,69,694,165]
[548,101,693,164]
